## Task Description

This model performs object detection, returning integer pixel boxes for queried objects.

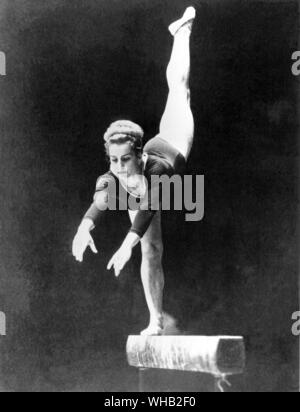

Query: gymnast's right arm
[72,178,109,262]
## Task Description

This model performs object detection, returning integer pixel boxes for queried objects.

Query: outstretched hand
[107,245,132,277]
[72,229,98,262]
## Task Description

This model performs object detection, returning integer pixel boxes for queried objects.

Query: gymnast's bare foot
[140,313,180,336]
[168,6,196,36]
[140,316,164,336]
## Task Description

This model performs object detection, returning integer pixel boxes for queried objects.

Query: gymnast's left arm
[107,232,141,277]
[107,207,159,277]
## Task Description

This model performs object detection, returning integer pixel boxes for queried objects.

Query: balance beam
[127,336,245,382]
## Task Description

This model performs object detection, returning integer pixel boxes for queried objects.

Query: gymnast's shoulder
[144,154,174,177]
[93,172,116,206]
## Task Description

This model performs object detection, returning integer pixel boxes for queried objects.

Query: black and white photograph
[0,0,299,393]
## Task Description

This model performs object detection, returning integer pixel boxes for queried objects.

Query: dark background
[0,0,299,392]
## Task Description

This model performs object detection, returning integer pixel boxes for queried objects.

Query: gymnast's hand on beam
[107,245,133,277]
[72,225,98,263]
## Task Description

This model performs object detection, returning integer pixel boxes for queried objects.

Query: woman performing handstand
[72,7,196,336]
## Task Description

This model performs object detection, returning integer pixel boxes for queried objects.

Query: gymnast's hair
[104,120,144,157]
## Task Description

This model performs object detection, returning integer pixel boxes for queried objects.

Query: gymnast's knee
[166,66,190,92]
[141,239,164,263]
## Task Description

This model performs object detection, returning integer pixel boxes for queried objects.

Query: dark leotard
[84,135,186,238]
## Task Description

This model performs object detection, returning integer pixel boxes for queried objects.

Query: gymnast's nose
[117,160,127,175]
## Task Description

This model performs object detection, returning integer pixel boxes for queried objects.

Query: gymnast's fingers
[76,251,83,263]
[114,265,121,277]
[89,240,98,254]
[107,255,115,270]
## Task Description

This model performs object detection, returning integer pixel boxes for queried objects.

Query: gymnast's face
[109,142,142,179]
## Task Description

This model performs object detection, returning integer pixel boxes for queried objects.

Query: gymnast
[72,7,196,336]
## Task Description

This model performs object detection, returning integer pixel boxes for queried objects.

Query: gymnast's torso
[84,135,186,237]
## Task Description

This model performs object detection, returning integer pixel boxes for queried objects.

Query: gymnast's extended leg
[160,7,196,161]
